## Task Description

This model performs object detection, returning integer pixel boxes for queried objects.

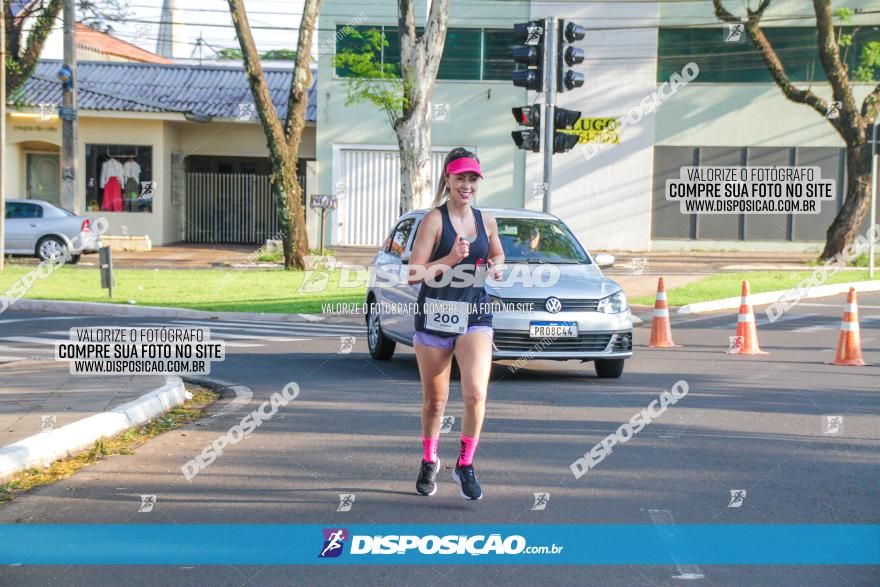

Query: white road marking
[719,313,822,330]
[134,324,306,342]
[0,336,64,345]
[165,318,358,331]
[647,509,705,580]
[790,315,880,333]
[152,319,363,335]
[797,303,880,309]
[0,316,83,324]
[671,314,729,325]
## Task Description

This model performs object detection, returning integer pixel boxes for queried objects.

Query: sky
[97,0,311,59]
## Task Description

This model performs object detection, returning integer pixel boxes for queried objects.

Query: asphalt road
[0,293,878,586]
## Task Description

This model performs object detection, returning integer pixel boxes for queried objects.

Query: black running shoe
[416,458,441,496]
[452,459,482,500]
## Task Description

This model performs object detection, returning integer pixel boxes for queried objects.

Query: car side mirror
[400,251,411,264]
[594,253,615,268]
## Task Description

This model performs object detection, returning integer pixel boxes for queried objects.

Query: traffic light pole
[542,16,557,214]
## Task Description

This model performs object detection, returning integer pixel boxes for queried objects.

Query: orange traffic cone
[832,288,867,366]
[649,277,679,347]
[732,281,768,355]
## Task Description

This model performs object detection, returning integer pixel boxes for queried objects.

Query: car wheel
[367,301,396,360]
[595,358,624,379]
[36,237,69,263]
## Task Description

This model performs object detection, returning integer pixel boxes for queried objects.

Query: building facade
[316,0,880,253]
[4,61,320,248]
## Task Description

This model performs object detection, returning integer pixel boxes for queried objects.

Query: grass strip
[0,386,219,504]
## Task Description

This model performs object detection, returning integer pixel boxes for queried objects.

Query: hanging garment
[100,158,124,189]
[123,160,141,184]
[102,176,123,212]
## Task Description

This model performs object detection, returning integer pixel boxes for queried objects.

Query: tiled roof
[75,23,174,64]
[15,60,318,122]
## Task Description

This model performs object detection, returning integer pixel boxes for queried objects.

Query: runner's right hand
[451,234,470,263]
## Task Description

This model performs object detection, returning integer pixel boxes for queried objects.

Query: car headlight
[597,290,628,314]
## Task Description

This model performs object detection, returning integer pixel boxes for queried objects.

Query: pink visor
[446,157,483,178]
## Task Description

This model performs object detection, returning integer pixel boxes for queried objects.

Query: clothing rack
[106,146,140,158]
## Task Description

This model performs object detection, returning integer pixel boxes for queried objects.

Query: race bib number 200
[424,297,468,334]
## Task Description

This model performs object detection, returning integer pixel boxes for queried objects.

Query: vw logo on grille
[544,297,562,313]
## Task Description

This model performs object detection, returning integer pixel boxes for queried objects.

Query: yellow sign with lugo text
[559,117,621,144]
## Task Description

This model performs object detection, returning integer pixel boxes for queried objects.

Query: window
[85,144,154,214]
[386,218,415,258]
[658,26,880,83]
[483,29,518,81]
[496,218,589,263]
[336,26,516,81]
[438,28,482,80]
[5,202,43,219]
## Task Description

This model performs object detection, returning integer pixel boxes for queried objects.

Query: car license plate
[529,321,578,338]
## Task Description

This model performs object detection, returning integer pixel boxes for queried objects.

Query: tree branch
[862,83,880,123]
[7,0,62,95]
[422,0,450,81]
[812,0,859,128]
[283,0,320,147]
[227,0,287,156]
[712,0,839,133]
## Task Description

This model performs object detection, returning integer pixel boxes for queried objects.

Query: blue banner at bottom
[0,525,877,565]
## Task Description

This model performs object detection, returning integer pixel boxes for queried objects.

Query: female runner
[407,147,504,500]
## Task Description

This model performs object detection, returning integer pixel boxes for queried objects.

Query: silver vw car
[365,208,633,378]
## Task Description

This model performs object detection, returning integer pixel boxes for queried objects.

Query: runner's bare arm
[407,209,462,285]
[483,213,505,279]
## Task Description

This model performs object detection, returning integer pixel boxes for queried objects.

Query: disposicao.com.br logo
[318,528,563,558]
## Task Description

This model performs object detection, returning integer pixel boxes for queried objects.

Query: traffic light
[511,105,541,152]
[553,107,581,154]
[512,20,545,92]
[557,19,585,92]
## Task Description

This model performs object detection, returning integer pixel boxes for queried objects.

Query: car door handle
[30,224,38,227]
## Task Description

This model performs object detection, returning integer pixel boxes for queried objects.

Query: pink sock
[458,434,479,466]
[422,435,439,463]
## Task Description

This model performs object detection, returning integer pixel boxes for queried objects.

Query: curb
[6,299,325,323]
[0,378,188,484]
[678,280,880,315]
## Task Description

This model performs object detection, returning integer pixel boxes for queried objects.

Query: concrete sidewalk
[7,243,821,272]
[0,360,168,447]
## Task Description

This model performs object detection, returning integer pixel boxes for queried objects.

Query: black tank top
[414,203,493,336]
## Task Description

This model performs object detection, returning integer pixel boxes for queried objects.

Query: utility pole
[870,123,877,279]
[60,0,78,214]
[542,16,557,214]
[1,6,6,271]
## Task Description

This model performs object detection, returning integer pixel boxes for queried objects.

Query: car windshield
[496,218,590,263]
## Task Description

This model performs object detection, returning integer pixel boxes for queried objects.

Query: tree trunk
[395,103,433,212]
[713,0,874,261]
[395,0,449,213]
[820,140,872,260]
[228,0,319,270]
